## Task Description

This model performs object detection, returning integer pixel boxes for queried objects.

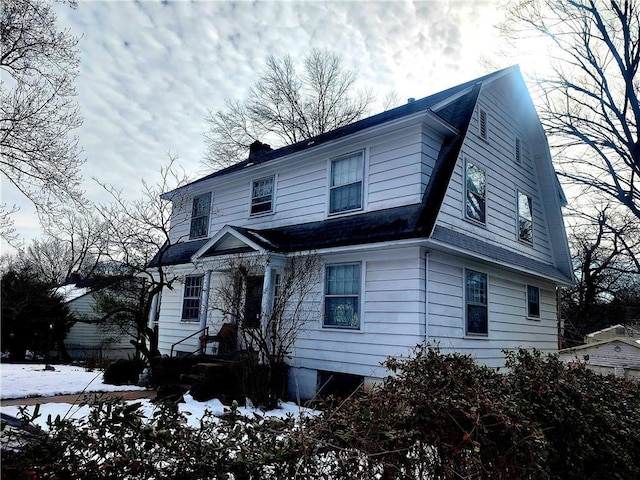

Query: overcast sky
[3,0,544,254]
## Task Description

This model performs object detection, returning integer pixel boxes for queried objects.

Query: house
[151,66,574,399]
[558,324,640,380]
[56,282,136,361]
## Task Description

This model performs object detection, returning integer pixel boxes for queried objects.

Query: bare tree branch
[0,0,85,237]
[203,49,374,170]
[501,0,640,219]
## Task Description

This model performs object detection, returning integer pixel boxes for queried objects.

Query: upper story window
[324,263,361,329]
[189,192,211,239]
[479,108,488,141]
[515,137,522,164]
[465,160,486,224]
[251,176,275,215]
[466,269,488,336]
[518,192,533,244]
[527,285,540,318]
[182,275,203,321]
[329,151,364,214]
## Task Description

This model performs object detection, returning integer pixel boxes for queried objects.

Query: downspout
[199,270,212,354]
[424,251,430,345]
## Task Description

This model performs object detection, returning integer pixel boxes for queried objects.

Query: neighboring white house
[57,284,135,361]
[558,324,640,380]
[151,66,574,399]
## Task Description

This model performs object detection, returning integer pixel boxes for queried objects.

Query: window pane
[467,304,488,334]
[527,285,540,317]
[182,275,203,321]
[190,193,211,239]
[330,153,363,213]
[518,193,533,244]
[325,297,359,328]
[466,162,486,223]
[325,264,360,329]
[466,270,488,335]
[326,264,360,295]
[330,182,362,213]
[251,177,274,214]
[190,216,208,238]
[331,153,363,187]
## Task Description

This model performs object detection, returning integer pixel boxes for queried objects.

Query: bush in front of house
[103,357,145,385]
[3,346,639,479]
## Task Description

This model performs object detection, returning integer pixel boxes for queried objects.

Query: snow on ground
[0,363,146,399]
[0,363,314,429]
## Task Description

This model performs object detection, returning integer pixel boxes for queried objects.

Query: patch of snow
[54,285,90,302]
[0,363,316,429]
[0,364,146,399]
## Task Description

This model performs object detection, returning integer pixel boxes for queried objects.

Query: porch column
[199,269,212,332]
[260,265,275,362]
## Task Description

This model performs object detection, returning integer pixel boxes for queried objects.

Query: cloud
[3,0,505,253]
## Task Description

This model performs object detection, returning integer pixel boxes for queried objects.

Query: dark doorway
[244,276,263,329]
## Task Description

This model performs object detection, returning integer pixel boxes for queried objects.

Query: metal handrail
[170,326,208,358]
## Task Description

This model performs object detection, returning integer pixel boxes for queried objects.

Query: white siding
[167,122,428,245]
[65,294,135,360]
[426,251,558,367]
[436,80,555,267]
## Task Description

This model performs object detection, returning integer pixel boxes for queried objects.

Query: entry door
[244,276,264,329]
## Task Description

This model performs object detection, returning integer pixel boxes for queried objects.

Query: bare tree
[562,204,640,346]
[94,155,193,362]
[203,48,374,170]
[1,0,83,238]
[501,0,640,219]
[18,209,108,285]
[211,253,322,407]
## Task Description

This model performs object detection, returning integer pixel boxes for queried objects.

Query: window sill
[464,334,490,340]
[327,207,364,218]
[249,211,274,218]
[322,325,362,332]
[526,316,541,322]
[464,217,487,228]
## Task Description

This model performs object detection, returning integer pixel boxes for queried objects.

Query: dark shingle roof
[430,226,574,284]
[152,67,569,284]
[167,68,510,195]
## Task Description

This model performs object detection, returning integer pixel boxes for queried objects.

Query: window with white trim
[329,151,364,214]
[182,275,203,321]
[465,161,486,224]
[324,263,361,329]
[479,109,488,140]
[251,176,274,215]
[189,193,211,239]
[527,285,540,318]
[466,270,488,335]
[518,192,533,244]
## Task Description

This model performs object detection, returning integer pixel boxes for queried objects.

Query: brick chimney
[249,140,272,162]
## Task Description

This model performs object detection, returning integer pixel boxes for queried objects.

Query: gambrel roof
[152,66,574,285]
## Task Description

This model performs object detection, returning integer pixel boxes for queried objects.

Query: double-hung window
[466,270,488,335]
[251,176,274,215]
[324,263,361,329]
[182,275,203,321]
[329,151,364,214]
[527,285,540,318]
[189,193,211,239]
[465,161,486,224]
[518,192,533,244]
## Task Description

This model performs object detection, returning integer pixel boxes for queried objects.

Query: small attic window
[479,109,488,141]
